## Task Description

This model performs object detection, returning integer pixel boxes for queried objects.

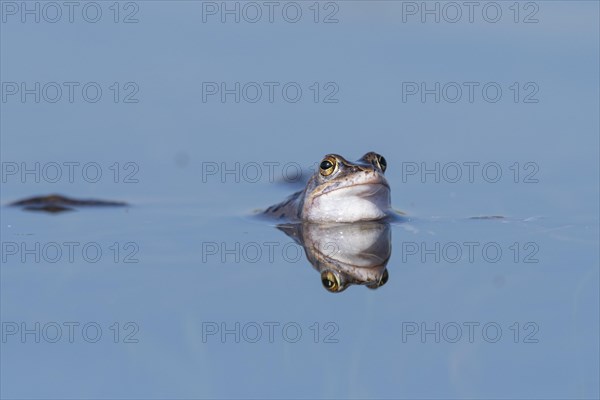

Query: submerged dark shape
[278,221,391,293]
[10,194,128,213]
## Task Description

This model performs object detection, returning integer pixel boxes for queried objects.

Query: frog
[264,152,392,223]
[278,221,391,293]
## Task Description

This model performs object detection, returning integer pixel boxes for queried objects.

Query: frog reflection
[278,221,391,293]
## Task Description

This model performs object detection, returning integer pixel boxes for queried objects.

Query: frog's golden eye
[367,269,389,289]
[319,157,336,177]
[377,155,387,172]
[380,269,389,285]
[321,270,341,292]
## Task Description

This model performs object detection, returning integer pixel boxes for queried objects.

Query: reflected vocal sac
[278,222,392,293]
[201,222,392,293]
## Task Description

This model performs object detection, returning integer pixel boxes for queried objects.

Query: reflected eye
[319,157,336,177]
[377,155,387,172]
[380,269,389,285]
[321,270,341,292]
[366,269,389,290]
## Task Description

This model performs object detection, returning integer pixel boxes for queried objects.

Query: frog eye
[319,157,337,177]
[321,270,341,292]
[380,268,389,285]
[367,269,389,289]
[377,155,387,173]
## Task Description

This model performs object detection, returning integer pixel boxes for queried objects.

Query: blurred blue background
[1,1,598,398]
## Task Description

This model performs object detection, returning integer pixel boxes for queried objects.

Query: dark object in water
[469,215,504,220]
[10,194,128,213]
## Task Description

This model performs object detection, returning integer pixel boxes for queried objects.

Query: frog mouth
[317,181,390,199]
[305,176,391,223]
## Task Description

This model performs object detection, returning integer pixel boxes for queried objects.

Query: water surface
[1,1,598,398]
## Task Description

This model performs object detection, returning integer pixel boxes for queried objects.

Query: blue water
[1,1,599,398]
